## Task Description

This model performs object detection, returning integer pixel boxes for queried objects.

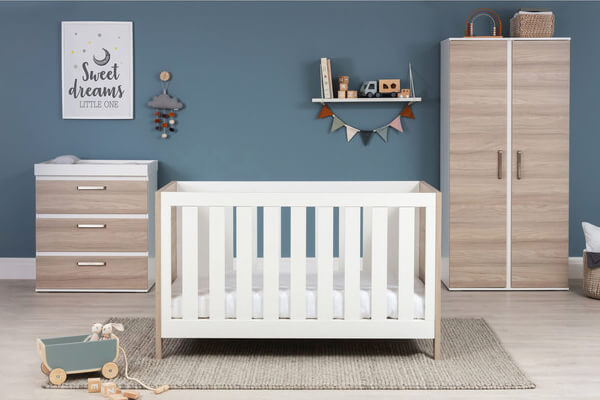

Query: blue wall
[0,1,598,257]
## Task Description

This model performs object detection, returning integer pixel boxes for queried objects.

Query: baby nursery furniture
[35,160,158,292]
[440,38,570,290]
[154,181,441,360]
[37,335,119,385]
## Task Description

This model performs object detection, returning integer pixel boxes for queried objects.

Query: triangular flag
[317,104,333,119]
[330,115,344,132]
[389,115,403,132]
[360,131,374,145]
[400,104,415,119]
[375,126,389,142]
[345,126,359,142]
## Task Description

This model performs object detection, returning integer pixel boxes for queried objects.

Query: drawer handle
[77,261,106,267]
[497,150,503,180]
[76,224,106,229]
[77,185,107,191]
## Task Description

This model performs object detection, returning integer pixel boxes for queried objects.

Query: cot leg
[155,337,163,360]
[433,338,441,360]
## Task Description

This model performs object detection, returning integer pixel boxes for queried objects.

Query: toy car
[37,335,120,385]
[359,79,402,98]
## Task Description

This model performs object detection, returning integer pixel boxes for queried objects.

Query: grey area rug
[43,317,534,390]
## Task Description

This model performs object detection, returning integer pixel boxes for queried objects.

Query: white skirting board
[0,258,36,279]
[0,257,587,281]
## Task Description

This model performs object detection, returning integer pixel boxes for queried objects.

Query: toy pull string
[119,345,169,395]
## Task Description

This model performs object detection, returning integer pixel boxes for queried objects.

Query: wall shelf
[312,97,422,103]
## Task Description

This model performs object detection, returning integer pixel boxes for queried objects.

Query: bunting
[317,103,415,144]
[345,126,359,142]
[317,104,333,119]
[400,104,415,119]
[375,126,389,142]
[330,115,345,132]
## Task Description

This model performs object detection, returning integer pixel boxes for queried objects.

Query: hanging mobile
[147,71,184,139]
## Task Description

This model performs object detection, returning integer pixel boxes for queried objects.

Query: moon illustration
[93,48,111,66]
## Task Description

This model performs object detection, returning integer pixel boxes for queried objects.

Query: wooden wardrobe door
[449,41,507,288]
[511,40,570,288]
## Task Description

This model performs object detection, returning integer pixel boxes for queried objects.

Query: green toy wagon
[37,335,120,385]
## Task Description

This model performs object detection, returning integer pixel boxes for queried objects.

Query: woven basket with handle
[510,13,555,37]
[583,251,600,299]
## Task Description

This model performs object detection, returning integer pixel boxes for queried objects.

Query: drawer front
[36,180,147,214]
[36,218,148,252]
[36,256,147,290]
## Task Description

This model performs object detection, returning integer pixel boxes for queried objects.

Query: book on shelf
[320,57,333,99]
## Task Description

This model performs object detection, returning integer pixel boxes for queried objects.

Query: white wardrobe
[440,38,570,290]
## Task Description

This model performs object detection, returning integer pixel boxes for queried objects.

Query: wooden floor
[3,279,599,400]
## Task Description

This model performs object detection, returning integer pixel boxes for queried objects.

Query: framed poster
[62,21,133,119]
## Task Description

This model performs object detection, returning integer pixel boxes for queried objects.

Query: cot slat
[236,207,254,320]
[316,206,334,320]
[263,206,281,320]
[371,207,388,320]
[387,208,399,285]
[225,206,234,270]
[398,208,415,320]
[182,207,199,320]
[344,207,361,320]
[339,207,345,271]
[424,205,436,321]
[290,207,307,320]
[362,207,372,272]
[209,207,226,320]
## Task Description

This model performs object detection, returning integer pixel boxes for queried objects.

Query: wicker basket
[583,252,600,300]
[510,13,555,37]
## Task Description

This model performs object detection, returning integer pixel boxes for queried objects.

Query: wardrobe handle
[517,151,522,180]
[497,150,503,179]
[77,261,106,267]
[77,185,106,191]
[76,224,106,229]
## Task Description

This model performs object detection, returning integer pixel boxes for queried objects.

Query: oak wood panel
[448,41,507,288]
[36,180,147,214]
[511,40,570,288]
[36,218,148,252]
[36,256,147,290]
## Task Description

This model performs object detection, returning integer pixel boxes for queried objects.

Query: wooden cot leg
[433,338,441,360]
[155,337,163,360]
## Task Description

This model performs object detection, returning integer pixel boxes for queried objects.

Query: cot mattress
[171,267,425,319]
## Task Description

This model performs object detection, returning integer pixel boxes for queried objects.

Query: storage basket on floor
[510,13,555,38]
[583,251,600,300]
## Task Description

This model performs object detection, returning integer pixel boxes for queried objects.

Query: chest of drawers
[34,160,158,292]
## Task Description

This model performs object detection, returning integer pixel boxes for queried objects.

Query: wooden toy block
[339,82,348,91]
[109,395,127,400]
[338,76,349,84]
[337,90,346,98]
[378,79,400,93]
[88,377,102,393]
[400,88,411,98]
[102,382,120,397]
[347,90,357,98]
[123,390,141,399]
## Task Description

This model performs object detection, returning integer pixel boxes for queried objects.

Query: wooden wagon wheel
[40,363,50,376]
[48,368,67,385]
[102,362,119,379]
